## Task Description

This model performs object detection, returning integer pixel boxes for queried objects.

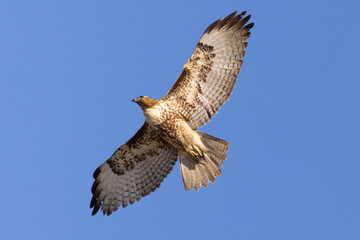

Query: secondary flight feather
[90,11,254,215]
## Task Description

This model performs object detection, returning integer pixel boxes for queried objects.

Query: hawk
[90,11,254,215]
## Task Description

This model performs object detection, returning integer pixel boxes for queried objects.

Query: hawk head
[132,96,157,110]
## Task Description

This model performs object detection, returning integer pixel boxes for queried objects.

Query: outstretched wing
[164,11,254,129]
[90,123,178,215]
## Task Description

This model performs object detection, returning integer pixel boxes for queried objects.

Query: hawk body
[90,11,254,215]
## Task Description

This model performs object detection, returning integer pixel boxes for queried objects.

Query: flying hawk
[90,11,254,215]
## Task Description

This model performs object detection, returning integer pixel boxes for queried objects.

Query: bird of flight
[90,11,254,215]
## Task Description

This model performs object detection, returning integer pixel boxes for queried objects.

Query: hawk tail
[180,132,229,191]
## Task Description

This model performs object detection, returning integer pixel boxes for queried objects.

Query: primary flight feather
[90,11,254,215]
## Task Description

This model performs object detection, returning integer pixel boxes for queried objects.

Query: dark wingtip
[245,22,254,30]
[93,166,101,178]
[91,204,100,216]
[91,180,99,194]
[203,11,254,35]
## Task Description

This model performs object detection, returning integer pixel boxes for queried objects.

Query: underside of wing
[90,123,178,215]
[165,11,254,129]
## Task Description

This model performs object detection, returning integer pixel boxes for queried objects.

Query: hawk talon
[191,145,203,158]
[190,151,198,157]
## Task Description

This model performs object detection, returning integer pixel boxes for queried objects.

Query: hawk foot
[190,145,203,159]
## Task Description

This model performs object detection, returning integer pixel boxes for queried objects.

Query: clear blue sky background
[1,0,359,239]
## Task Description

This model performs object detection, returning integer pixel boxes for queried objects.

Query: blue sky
[1,0,359,239]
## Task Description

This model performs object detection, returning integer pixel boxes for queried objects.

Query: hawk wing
[164,11,254,129]
[90,123,178,215]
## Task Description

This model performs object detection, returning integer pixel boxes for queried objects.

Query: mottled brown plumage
[90,11,253,215]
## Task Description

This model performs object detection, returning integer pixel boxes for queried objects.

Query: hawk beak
[131,98,136,102]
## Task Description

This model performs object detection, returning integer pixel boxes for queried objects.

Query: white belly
[144,106,163,125]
